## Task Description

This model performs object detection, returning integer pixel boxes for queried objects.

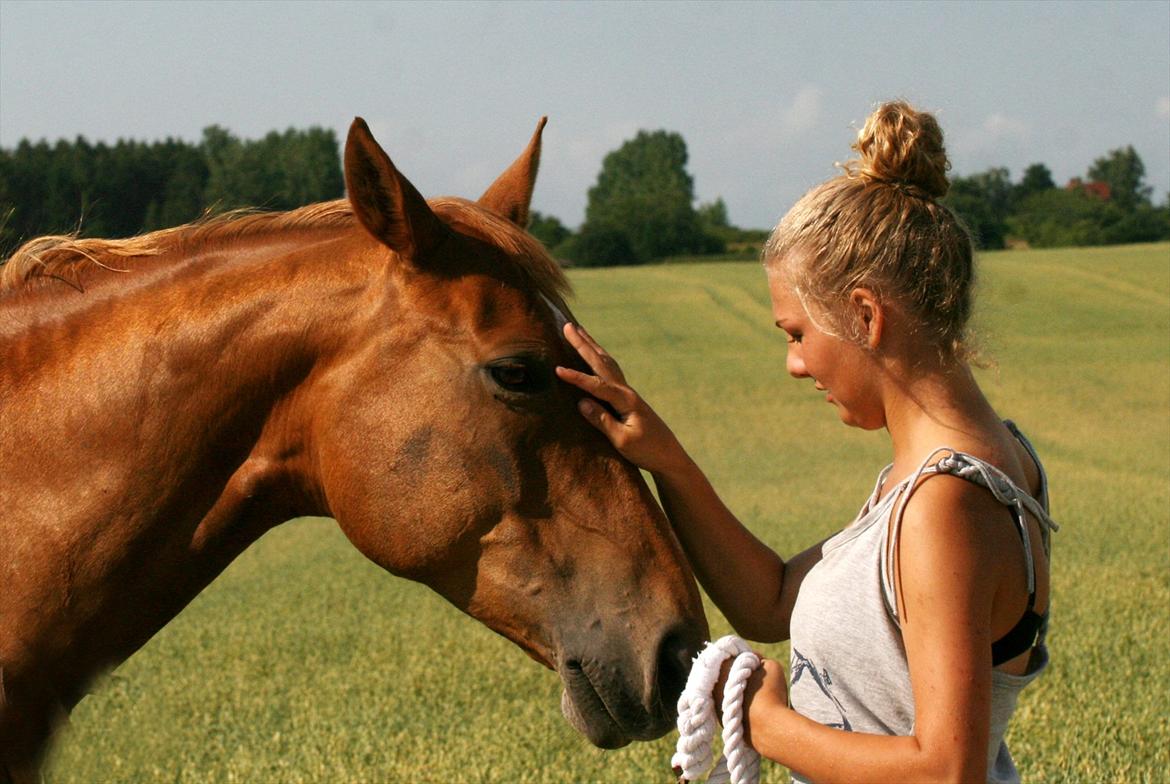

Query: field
[44,243,1169,782]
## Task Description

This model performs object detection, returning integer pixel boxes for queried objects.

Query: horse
[0,117,708,781]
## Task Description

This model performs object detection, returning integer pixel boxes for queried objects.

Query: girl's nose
[786,348,808,379]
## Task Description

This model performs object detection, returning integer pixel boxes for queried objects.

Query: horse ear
[344,117,448,261]
[478,116,547,228]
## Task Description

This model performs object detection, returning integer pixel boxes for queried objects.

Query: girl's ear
[849,288,884,349]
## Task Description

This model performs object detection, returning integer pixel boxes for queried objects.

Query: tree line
[942,146,1169,250]
[544,134,1169,265]
[2,125,1167,265]
[0,126,343,259]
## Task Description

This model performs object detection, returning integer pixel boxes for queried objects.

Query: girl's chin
[832,404,883,431]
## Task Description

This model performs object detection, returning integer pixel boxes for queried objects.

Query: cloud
[780,86,824,137]
[1158,97,1170,120]
[725,84,824,152]
[981,112,1030,141]
[950,111,1031,160]
[563,121,640,167]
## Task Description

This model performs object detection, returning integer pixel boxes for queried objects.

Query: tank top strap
[880,447,1060,626]
[862,464,895,515]
[880,447,953,623]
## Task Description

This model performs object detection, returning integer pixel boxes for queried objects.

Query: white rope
[672,635,762,784]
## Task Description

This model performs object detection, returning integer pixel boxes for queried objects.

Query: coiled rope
[672,635,762,784]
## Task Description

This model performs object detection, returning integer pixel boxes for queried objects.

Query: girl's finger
[575,324,621,371]
[555,366,631,410]
[563,323,627,383]
[575,323,605,353]
[563,323,609,375]
[577,398,624,441]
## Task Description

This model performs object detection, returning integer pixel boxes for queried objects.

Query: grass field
[44,243,1170,782]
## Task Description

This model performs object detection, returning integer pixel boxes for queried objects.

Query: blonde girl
[556,100,1056,783]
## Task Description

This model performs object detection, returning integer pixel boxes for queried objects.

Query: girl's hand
[714,656,790,749]
[555,323,690,477]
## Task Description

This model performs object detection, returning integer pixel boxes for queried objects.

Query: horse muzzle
[556,626,701,748]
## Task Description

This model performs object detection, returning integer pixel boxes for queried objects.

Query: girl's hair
[763,100,976,363]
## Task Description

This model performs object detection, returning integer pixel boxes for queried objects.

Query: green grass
[45,243,1170,782]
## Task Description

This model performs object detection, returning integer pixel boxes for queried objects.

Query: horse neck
[0,228,385,698]
[90,228,383,529]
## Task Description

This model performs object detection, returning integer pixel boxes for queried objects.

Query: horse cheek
[320,413,497,582]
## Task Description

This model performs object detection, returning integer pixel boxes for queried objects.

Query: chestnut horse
[0,118,708,780]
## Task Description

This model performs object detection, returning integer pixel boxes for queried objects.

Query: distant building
[1065,178,1112,201]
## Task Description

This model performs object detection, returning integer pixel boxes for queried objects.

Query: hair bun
[847,100,950,198]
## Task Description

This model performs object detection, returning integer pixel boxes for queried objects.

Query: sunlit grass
[45,243,1170,782]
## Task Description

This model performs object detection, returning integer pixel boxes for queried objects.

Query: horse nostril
[655,630,697,715]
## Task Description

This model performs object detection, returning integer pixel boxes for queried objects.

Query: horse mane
[0,198,571,311]
[0,200,355,293]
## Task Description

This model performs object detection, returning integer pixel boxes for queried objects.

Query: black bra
[992,609,1047,666]
[990,508,1047,666]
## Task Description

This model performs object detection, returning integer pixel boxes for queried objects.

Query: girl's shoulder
[898,420,1045,506]
[884,423,1049,577]
[888,466,1034,629]
[899,465,1020,536]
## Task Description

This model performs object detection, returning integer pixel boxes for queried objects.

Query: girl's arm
[555,323,820,642]
[740,476,1006,782]
[652,458,826,642]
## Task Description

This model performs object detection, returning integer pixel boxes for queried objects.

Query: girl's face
[767,270,886,430]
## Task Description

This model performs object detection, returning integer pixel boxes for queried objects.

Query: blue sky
[1,0,1167,229]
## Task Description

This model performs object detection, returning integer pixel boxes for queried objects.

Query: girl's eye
[488,359,549,395]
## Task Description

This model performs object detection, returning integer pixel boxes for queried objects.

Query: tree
[202,126,343,212]
[1087,146,1152,211]
[563,224,637,267]
[943,167,1014,249]
[1010,177,1169,249]
[696,197,746,252]
[149,140,210,229]
[1016,163,1055,200]
[697,197,730,230]
[574,130,708,264]
[527,210,570,250]
[273,127,345,208]
[1007,188,1109,247]
[1,125,345,260]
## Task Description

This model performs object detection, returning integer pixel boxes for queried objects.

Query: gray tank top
[788,423,1057,784]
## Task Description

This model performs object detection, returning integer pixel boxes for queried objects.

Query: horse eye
[488,360,548,395]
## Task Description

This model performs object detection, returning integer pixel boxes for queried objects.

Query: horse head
[317,117,708,747]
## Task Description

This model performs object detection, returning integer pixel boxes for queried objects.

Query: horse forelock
[429,197,573,317]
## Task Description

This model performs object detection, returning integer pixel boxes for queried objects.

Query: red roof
[1065,178,1111,200]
